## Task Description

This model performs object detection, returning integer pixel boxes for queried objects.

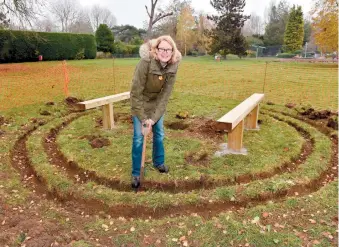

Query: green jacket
[130,43,182,122]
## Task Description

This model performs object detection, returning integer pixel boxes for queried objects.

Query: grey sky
[79,0,314,28]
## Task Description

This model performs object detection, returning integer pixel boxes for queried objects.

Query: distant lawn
[1,57,337,111]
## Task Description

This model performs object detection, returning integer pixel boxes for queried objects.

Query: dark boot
[155,164,169,173]
[131,176,140,189]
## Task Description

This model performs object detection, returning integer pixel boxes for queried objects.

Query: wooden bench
[217,93,265,153]
[76,92,130,129]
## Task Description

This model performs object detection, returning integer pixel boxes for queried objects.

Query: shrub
[95,24,114,53]
[293,50,303,55]
[0,30,96,62]
[75,48,85,60]
[113,41,139,55]
[247,50,256,58]
[276,53,295,58]
[96,51,112,59]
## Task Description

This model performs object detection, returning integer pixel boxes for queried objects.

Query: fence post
[262,62,268,93]
[112,57,116,94]
[62,60,69,97]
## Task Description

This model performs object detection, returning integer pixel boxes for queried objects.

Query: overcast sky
[79,0,314,28]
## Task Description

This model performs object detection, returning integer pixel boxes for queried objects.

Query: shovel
[138,123,150,192]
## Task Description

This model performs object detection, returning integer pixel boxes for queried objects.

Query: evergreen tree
[111,25,146,43]
[264,0,289,45]
[303,19,312,45]
[208,0,250,58]
[284,5,304,52]
[95,24,114,53]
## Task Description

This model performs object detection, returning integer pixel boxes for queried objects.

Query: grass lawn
[0,57,337,246]
[1,56,337,111]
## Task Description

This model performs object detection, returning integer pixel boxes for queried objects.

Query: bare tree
[34,18,56,32]
[242,13,263,36]
[152,0,191,39]
[197,12,214,54]
[49,0,80,32]
[89,4,117,31]
[145,0,173,39]
[250,13,263,36]
[0,0,43,28]
[69,9,93,33]
[263,0,276,25]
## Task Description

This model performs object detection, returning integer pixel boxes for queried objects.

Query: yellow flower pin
[159,75,163,81]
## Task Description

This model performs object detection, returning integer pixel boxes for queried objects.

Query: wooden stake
[245,105,259,129]
[102,103,114,129]
[228,120,244,151]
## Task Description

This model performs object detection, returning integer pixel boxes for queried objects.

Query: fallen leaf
[251,216,260,224]
[262,212,269,218]
[180,236,186,241]
[216,223,223,229]
[309,219,317,224]
[322,232,334,239]
[273,239,280,244]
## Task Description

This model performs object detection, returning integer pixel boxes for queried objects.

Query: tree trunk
[145,0,173,40]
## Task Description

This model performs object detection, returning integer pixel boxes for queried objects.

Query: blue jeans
[132,115,165,176]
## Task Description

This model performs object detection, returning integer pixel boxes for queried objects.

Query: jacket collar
[150,59,178,75]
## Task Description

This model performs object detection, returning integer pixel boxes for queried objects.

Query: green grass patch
[57,95,303,184]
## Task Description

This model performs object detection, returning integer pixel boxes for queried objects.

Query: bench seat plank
[76,92,130,110]
[217,93,264,131]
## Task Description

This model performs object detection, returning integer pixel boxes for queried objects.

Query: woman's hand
[145,119,155,126]
[142,119,154,135]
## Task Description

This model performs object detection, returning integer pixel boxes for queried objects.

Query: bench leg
[245,105,259,130]
[103,103,114,129]
[227,120,244,151]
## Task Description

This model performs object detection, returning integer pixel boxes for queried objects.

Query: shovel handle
[140,123,149,183]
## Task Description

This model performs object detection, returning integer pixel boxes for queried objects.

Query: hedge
[113,41,140,55]
[0,30,96,62]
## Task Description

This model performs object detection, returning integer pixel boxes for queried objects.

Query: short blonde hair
[150,35,180,64]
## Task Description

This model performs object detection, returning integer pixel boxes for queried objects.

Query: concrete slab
[214,143,248,156]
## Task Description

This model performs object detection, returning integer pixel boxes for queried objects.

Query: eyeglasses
[157,47,173,54]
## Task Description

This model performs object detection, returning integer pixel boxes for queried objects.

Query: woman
[130,35,182,189]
